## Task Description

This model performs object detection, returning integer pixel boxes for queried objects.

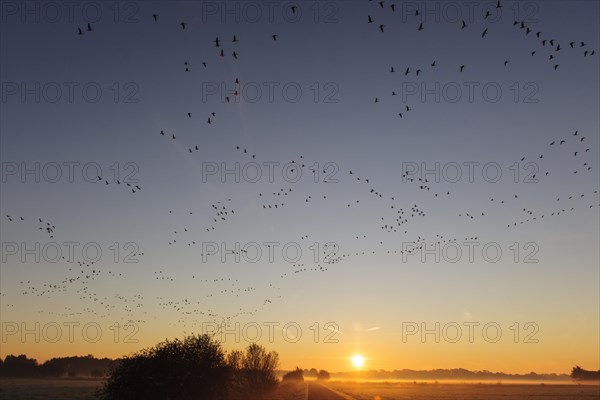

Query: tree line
[0,354,114,377]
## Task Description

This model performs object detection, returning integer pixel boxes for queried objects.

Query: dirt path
[307,382,352,400]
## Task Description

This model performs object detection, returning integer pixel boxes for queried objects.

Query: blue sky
[1,0,599,373]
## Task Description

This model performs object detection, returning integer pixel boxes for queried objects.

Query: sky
[0,0,599,374]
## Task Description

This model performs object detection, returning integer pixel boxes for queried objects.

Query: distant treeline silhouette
[331,368,571,381]
[0,354,114,377]
[4,353,584,384]
[571,366,600,381]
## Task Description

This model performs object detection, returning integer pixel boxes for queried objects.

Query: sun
[352,354,365,368]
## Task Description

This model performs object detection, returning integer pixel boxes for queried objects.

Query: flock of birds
[1,1,598,339]
[365,0,597,118]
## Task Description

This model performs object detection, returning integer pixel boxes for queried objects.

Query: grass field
[1,378,598,400]
[0,378,308,400]
[324,380,600,400]
[0,378,104,400]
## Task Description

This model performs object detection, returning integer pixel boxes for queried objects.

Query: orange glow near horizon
[352,354,365,368]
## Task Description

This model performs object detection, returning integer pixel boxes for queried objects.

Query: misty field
[324,380,600,400]
[2,378,599,400]
[0,378,103,400]
[0,378,307,400]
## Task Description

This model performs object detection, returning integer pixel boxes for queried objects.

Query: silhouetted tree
[39,358,67,377]
[0,355,38,377]
[282,367,304,381]
[317,369,330,380]
[571,365,600,380]
[100,335,231,400]
[227,344,279,400]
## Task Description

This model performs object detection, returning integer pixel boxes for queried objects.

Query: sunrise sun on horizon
[352,355,365,368]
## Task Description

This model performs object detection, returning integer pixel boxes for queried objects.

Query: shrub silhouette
[282,367,304,381]
[100,334,231,400]
[571,365,600,380]
[317,369,331,380]
[227,343,280,400]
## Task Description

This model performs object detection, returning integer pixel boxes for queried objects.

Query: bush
[571,366,600,381]
[282,367,304,382]
[227,344,280,400]
[317,370,330,380]
[100,334,231,400]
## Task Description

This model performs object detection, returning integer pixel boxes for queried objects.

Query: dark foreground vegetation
[100,335,279,400]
